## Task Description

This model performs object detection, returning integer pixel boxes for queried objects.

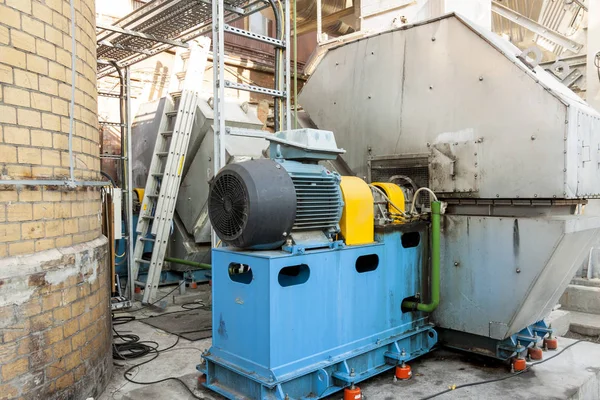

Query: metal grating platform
[96,0,269,78]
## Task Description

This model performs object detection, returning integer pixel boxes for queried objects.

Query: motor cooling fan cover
[208,159,297,249]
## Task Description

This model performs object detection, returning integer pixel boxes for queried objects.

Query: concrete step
[546,308,571,336]
[571,277,600,288]
[559,284,600,314]
[569,311,600,337]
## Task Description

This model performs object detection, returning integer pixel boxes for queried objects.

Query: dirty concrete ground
[100,285,600,400]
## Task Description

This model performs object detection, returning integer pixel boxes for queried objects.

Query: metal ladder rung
[132,39,208,305]
[223,25,285,47]
[224,80,285,97]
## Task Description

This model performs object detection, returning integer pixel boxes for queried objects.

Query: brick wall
[0,237,112,400]
[0,1,112,399]
[0,0,102,257]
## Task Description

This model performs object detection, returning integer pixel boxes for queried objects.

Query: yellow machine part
[372,182,406,224]
[133,188,144,202]
[340,176,374,245]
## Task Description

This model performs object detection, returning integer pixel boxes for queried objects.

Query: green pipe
[164,257,211,270]
[402,201,441,312]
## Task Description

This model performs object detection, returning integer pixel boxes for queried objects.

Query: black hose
[101,171,117,187]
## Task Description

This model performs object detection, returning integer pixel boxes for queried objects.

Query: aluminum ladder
[131,37,210,304]
[211,0,291,244]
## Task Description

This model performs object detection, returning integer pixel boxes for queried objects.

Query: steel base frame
[438,320,553,361]
[200,325,437,400]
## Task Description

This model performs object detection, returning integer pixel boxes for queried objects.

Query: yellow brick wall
[0,238,112,400]
[0,0,101,257]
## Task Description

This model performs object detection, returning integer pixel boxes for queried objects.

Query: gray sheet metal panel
[169,214,211,265]
[572,109,600,198]
[433,215,600,339]
[177,129,214,237]
[509,220,600,335]
[299,14,600,199]
[176,96,267,238]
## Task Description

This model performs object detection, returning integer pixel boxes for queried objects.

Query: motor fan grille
[209,172,248,239]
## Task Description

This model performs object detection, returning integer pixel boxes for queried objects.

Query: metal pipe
[402,201,441,313]
[316,0,322,43]
[69,0,77,182]
[0,179,108,187]
[293,0,298,129]
[265,0,282,131]
[109,61,125,185]
[164,257,212,270]
[125,67,136,303]
[285,0,291,130]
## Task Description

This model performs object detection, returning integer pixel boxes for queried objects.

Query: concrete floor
[99,287,600,400]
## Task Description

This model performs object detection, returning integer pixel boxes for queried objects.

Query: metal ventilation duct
[299,13,600,349]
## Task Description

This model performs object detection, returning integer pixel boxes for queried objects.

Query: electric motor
[209,159,343,249]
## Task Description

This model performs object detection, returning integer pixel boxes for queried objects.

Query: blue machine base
[497,320,552,359]
[199,325,437,400]
[198,223,437,399]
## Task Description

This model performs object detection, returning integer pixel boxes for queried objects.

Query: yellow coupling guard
[372,182,406,224]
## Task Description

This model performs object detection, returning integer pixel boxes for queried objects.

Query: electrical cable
[369,184,409,217]
[419,340,584,400]
[111,314,204,399]
[409,187,439,215]
[181,302,206,310]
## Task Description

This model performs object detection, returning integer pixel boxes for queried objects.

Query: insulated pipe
[164,257,212,270]
[402,201,441,313]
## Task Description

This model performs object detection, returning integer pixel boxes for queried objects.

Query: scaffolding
[96,0,272,78]
[96,0,292,304]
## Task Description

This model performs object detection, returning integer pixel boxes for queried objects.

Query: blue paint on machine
[198,226,437,399]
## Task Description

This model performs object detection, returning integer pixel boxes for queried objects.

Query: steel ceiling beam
[97,22,189,48]
[491,1,583,53]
